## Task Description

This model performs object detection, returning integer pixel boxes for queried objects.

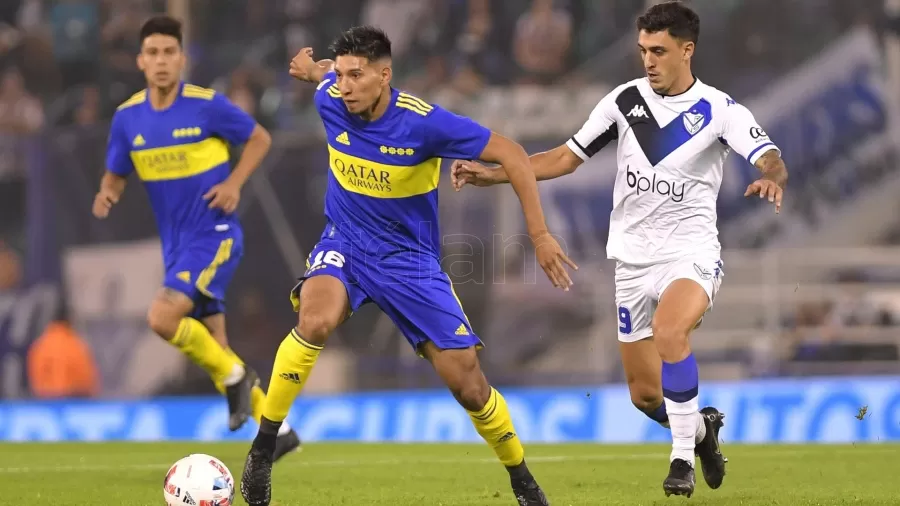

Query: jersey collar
[651,76,701,102]
[145,81,185,113]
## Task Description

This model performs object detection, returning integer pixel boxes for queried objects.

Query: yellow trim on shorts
[196,239,234,298]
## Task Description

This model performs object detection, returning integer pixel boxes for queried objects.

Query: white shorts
[614,255,724,343]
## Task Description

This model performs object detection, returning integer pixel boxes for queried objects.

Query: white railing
[691,247,900,377]
[529,247,900,379]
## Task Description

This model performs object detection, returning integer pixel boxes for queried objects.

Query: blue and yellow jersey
[105,83,256,255]
[314,71,491,259]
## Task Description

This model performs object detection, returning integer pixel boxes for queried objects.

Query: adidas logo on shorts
[454,324,469,336]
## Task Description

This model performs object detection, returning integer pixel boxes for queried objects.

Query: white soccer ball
[163,453,235,506]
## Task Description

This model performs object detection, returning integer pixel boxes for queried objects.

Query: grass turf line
[0,443,898,505]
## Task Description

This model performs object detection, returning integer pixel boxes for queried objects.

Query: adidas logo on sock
[498,431,517,443]
[280,372,302,384]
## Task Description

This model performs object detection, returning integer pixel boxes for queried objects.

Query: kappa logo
[683,111,705,136]
[627,105,648,118]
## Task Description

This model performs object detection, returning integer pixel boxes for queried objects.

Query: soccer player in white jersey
[451,0,788,498]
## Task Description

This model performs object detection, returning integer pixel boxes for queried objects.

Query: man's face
[334,55,389,115]
[637,29,694,94]
[137,34,184,89]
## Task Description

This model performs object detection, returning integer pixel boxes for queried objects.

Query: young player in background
[452,1,788,498]
[240,26,577,506]
[93,15,300,459]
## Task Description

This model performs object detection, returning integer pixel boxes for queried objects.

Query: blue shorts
[163,232,243,319]
[291,233,482,356]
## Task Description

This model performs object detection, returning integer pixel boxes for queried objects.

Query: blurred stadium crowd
[0,0,884,132]
[0,0,899,399]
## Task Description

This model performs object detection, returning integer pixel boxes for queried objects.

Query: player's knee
[146,305,180,340]
[629,387,663,413]
[296,313,336,346]
[652,320,690,362]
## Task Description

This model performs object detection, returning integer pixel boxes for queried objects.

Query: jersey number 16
[309,250,346,270]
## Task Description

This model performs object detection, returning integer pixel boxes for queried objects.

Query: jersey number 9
[618,306,632,335]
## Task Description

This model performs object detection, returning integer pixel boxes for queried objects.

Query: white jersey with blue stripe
[566,77,779,265]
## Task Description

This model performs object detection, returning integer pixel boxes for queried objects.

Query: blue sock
[662,353,702,462]
[642,401,669,427]
[662,353,699,402]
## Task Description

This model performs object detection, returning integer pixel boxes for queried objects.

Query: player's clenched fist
[531,232,578,291]
[204,181,241,214]
[92,188,119,219]
[289,47,334,83]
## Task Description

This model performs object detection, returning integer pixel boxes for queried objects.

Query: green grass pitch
[0,443,898,505]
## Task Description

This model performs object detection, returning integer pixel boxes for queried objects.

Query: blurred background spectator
[0,0,898,404]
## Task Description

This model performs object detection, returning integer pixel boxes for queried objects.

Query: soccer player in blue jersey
[240,26,576,506]
[92,16,300,459]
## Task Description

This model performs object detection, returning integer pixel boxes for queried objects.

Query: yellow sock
[262,329,322,422]
[213,348,267,424]
[468,387,525,467]
[171,318,242,383]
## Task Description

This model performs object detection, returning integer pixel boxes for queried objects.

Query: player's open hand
[204,181,241,214]
[450,160,501,191]
[92,188,119,219]
[744,178,784,213]
[532,232,578,291]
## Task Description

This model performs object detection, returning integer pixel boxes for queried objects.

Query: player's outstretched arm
[92,171,127,219]
[478,132,578,290]
[744,149,788,213]
[720,99,787,213]
[288,47,334,84]
[451,144,583,190]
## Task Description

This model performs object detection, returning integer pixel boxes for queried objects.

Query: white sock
[695,413,707,444]
[221,364,245,387]
[277,420,292,436]
[665,396,699,466]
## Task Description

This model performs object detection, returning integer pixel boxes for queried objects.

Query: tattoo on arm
[755,150,788,187]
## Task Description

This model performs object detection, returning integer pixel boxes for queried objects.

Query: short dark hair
[139,15,183,46]
[329,26,392,61]
[636,1,700,44]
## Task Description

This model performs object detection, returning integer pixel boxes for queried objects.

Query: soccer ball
[163,453,235,506]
